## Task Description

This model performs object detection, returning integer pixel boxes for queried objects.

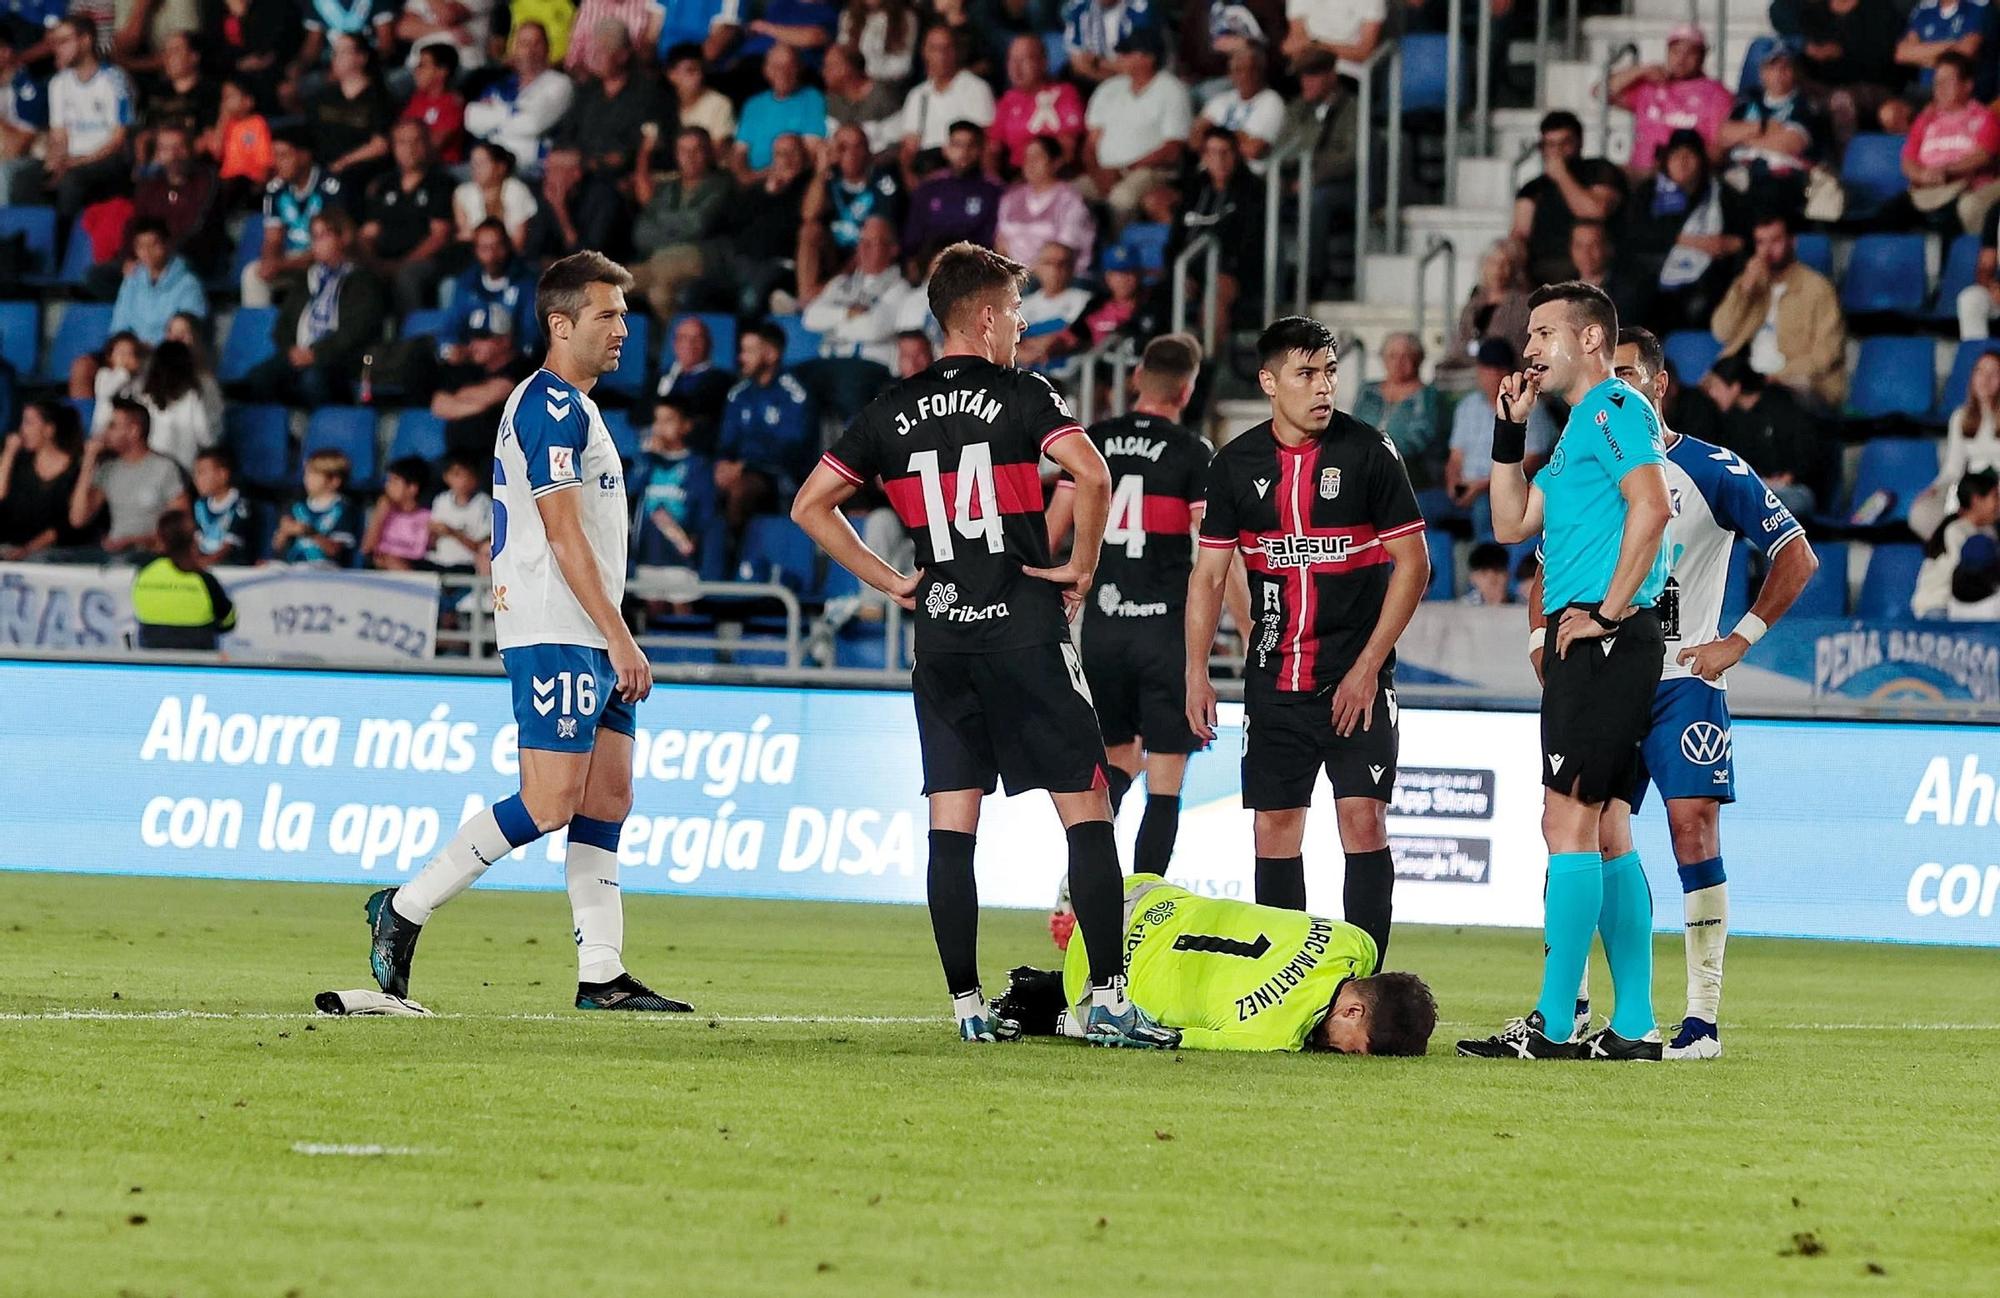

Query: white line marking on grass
[291,1143,426,1157]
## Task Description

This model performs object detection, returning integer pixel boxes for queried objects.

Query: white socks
[951,989,988,1022]
[393,807,519,925]
[566,837,626,984]
[1090,975,1132,1015]
[1683,883,1728,1023]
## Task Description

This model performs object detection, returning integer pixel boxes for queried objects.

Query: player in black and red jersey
[790,242,1178,1050]
[1183,316,1429,961]
[1046,334,1249,879]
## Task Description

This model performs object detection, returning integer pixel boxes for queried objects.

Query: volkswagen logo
[1679,721,1731,766]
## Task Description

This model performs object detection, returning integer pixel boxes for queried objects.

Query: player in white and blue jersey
[362,251,690,1014]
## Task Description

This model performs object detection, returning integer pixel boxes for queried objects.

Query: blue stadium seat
[601,407,639,460]
[737,515,819,593]
[37,303,113,384]
[1792,540,1849,617]
[1857,542,1924,618]
[1119,223,1171,273]
[1400,34,1470,114]
[1041,30,1068,76]
[1841,134,1909,219]
[225,404,293,491]
[1839,234,1928,315]
[1932,234,1982,322]
[304,406,382,492]
[54,216,96,287]
[388,409,447,464]
[1793,232,1833,278]
[1736,35,1782,96]
[1846,337,1937,420]
[0,301,37,378]
[772,314,821,367]
[601,312,650,398]
[402,308,448,340]
[218,307,278,384]
[1936,339,2000,419]
[0,206,58,276]
[1847,438,1939,523]
[1425,529,1455,600]
[67,397,93,431]
[1663,330,1723,383]
[675,311,738,369]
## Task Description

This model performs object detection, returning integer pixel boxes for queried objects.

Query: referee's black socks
[1255,855,1307,910]
[1105,766,1135,814]
[1066,821,1125,987]
[927,829,980,997]
[1133,794,1180,875]
[1343,847,1395,965]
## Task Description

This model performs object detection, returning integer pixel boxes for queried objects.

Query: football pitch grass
[3,874,1998,1297]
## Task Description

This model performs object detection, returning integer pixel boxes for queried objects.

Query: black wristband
[1589,603,1625,631]
[1491,417,1527,466]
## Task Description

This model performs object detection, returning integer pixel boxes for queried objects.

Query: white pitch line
[291,1143,427,1157]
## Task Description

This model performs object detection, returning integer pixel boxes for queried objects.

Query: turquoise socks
[1534,852,1604,1039]
[1599,850,1657,1039]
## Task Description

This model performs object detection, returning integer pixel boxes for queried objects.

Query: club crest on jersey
[1319,467,1342,500]
[556,717,578,740]
[548,446,576,482]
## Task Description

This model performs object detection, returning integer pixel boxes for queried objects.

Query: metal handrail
[1445,0,1463,207]
[1414,234,1457,350]
[1170,231,1222,360]
[1074,336,1136,426]
[1535,0,1550,106]
[1597,41,1640,159]
[1339,330,1369,402]
[1707,0,1729,91]
[1262,134,1313,323]
[1474,0,1494,155]
[1352,39,1403,298]
[1507,136,1540,192]
[435,574,805,668]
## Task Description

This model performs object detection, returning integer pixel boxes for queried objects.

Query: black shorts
[1241,683,1399,811]
[912,642,1109,797]
[1081,619,1200,755]
[1540,606,1666,805]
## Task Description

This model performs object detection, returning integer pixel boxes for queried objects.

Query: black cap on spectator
[1476,338,1516,369]
[664,41,703,68]
[1115,27,1164,57]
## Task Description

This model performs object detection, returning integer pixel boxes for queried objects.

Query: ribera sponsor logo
[1389,768,1495,820]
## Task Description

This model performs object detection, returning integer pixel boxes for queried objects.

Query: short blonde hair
[306,449,351,486]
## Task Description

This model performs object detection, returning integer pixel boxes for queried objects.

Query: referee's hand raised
[1021,561,1093,622]
[1496,370,1540,423]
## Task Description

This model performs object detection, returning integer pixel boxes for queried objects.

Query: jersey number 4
[1172,932,1272,959]
[907,445,1005,561]
[1105,473,1148,559]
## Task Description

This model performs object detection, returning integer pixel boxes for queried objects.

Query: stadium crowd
[1,0,1998,623]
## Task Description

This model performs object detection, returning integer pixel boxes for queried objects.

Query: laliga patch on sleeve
[549,445,577,482]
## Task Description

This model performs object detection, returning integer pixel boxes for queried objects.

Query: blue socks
[1534,852,1604,1038]
[1599,850,1657,1039]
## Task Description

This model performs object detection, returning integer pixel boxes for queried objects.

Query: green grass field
[3,873,1998,1297]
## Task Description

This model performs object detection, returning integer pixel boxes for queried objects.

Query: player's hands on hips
[1555,605,1620,658]
[1330,662,1376,738]
[1677,633,1749,682]
[1496,370,1539,423]
[882,568,920,611]
[1021,561,1093,621]
[1185,670,1219,743]
[609,630,652,703]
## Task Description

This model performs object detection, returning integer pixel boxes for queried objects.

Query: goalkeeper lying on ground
[995,876,1437,1055]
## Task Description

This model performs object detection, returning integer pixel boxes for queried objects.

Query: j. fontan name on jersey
[892,388,1005,436]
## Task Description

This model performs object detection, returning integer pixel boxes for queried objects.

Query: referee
[1457,281,1673,1063]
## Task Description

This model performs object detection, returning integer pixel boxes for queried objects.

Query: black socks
[1066,820,1125,986]
[1255,855,1306,910]
[1132,794,1180,875]
[927,829,980,996]
[1342,846,1395,965]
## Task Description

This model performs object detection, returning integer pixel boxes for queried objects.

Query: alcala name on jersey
[892,388,1005,435]
[1101,434,1168,462]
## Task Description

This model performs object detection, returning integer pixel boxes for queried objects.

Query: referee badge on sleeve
[1319,467,1341,500]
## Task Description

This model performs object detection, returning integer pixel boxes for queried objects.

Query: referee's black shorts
[912,643,1109,797]
[1540,606,1665,805]
[1242,683,1399,811]
[1080,619,1201,755]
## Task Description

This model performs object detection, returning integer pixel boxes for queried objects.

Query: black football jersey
[822,356,1082,653]
[1198,415,1425,695]
[1058,413,1210,623]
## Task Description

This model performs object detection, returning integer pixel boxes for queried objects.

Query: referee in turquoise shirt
[1456,281,1673,1063]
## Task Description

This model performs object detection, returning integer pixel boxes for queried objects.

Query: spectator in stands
[900,26,995,180]
[362,120,458,315]
[1897,52,2000,233]
[895,328,933,376]
[631,394,718,575]
[201,77,272,209]
[1447,338,1552,541]
[242,132,343,308]
[1354,331,1442,489]
[1178,0,1286,97]
[162,312,224,435]
[735,0,839,70]
[819,43,898,160]
[652,314,735,453]
[76,331,145,433]
[1280,0,1385,79]
[125,123,221,277]
[903,121,1003,263]
[1015,240,1092,369]
[717,320,817,534]
[465,21,574,177]
[142,31,217,146]
[134,339,216,472]
[425,303,538,453]
[801,214,913,371]
[1701,354,1821,514]
[309,34,393,193]
[455,140,539,252]
[425,451,492,574]
[657,42,733,158]
[1081,28,1190,224]
[439,218,539,357]
[1078,242,1146,345]
[293,0,395,93]
[1614,128,1747,333]
[518,144,623,264]
[1511,109,1625,286]
[0,32,48,207]
[991,33,1084,175]
[563,0,661,75]
[1193,45,1284,174]
[799,122,905,299]
[1462,541,1513,605]
[1606,23,1733,175]
[394,0,493,90]
[0,400,88,562]
[129,509,236,649]
[1717,46,1824,220]
[45,15,134,221]
[837,0,916,83]
[996,134,1095,270]
[736,42,826,177]
[1915,467,2000,615]
[1176,131,1265,335]
[361,456,433,570]
[1955,200,2000,339]
[190,446,249,566]
[1274,47,1358,299]
[1889,0,1989,134]
[400,42,467,165]
[214,0,302,114]
[246,208,389,407]
[555,19,668,188]
[99,220,209,355]
[1710,211,1847,410]
[272,447,358,567]
[1062,0,1158,85]
[68,397,188,560]
[1794,0,1903,146]
[1913,350,2000,540]
[652,0,734,69]
[624,126,732,320]
[1440,237,1531,375]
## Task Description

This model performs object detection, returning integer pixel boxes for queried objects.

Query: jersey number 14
[908,445,1004,561]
